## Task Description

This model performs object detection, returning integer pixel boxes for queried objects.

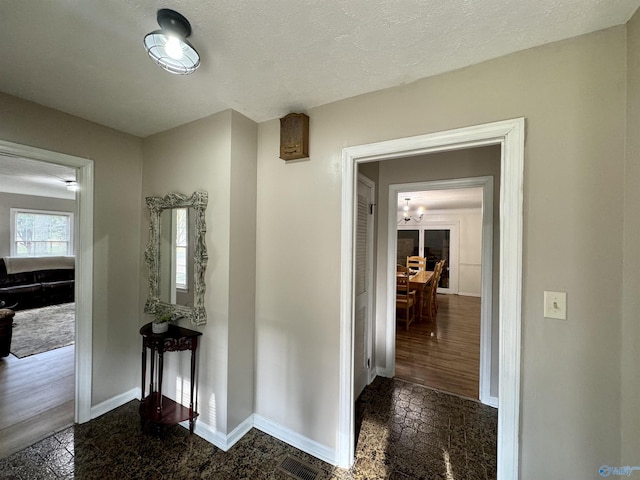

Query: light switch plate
[544,291,567,320]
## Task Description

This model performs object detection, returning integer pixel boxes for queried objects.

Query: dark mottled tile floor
[0,377,497,479]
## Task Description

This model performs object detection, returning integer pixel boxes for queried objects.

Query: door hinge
[369,203,376,215]
[367,358,371,368]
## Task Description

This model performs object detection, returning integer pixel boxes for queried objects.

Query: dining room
[394,185,488,401]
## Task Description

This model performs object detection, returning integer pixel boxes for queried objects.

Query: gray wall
[0,192,76,258]
[255,26,626,479]
[0,91,143,406]
[141,109,258,436]
[622,9,640,463]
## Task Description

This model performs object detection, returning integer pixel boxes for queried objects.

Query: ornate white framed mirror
[144,191,208,325]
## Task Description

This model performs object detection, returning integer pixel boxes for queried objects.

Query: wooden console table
[139,322,202,434]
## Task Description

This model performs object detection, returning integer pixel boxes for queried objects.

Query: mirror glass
[158,207,196,307]
[144,191,208,325]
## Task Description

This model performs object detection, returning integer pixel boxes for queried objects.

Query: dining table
[399,270,434,322]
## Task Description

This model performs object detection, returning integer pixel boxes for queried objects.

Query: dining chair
[396,264,409,274]
[426,260,445,322]
[433,259,446,314]
[396,273,416,330]
[406,256,427,272]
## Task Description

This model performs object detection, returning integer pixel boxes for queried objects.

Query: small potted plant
[152,312,172,334]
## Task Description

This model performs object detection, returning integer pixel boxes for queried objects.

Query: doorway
[391,177,496,406]
[338,118,524,479]
[0,139,93,439]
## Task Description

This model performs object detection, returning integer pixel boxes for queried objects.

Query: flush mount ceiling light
[144,8,200,75]
[65,180,78,192]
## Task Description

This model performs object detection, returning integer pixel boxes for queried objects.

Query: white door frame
[0,139,94,423]
[338,118,524,479]
[389,177,496,407]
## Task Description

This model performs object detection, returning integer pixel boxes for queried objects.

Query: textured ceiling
[0,0,638,138]
[0,155,76,200]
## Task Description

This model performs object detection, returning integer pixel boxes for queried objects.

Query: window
[397,229,419,265]
[174,208,188,290]
[423,229,451,288]
[397,222,459,294]
[11,209,74,257]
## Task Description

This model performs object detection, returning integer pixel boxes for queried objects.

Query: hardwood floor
[395,294,481,399]
[0,345,74,458]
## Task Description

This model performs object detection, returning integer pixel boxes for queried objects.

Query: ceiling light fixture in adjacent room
[143,9,200,75]
[399,197,425,223]
[65,180,79,192]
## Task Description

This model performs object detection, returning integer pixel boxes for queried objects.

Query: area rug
[10,303,75,358]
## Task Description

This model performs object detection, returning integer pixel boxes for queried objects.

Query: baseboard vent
[276,454,322,480]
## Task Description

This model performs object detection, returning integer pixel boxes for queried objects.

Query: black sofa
[0,257,74,310]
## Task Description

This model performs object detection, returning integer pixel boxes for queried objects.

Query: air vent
[276,454,322,480]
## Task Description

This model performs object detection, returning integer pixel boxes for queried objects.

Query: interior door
[354,175,374,399]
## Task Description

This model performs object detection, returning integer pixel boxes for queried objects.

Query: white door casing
[339,118,524,480]
[353,174,375,399]
[0,139,94,423]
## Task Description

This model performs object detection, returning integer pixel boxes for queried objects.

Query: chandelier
[398,197,425,223]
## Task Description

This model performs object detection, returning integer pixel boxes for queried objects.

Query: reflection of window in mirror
[173,208,188,293]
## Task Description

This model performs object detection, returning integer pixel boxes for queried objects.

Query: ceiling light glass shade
[398,197,425,223]
[143,9,200,75]
[144,31,200,74]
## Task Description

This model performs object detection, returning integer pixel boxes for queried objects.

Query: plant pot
[152,321,169,334]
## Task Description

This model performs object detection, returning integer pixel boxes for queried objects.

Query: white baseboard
[180,414,254,451]
[227,415,255,449]
[180,418,227,449]
[486,395,499,408]
[458,292,481,298]
[375,367,393,378]
[90,387,140,419]
[88,390,336,465]
[185,414,335,462]
[253,414,337,466]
